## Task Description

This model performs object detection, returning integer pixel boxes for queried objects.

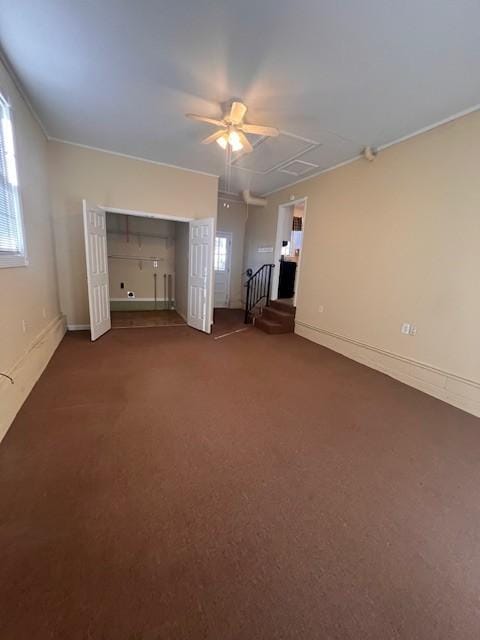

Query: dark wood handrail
[244,264,275,323]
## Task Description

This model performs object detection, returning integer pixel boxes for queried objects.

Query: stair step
[262,307,295,329]
[269,300,296,316]
[255,316,293,335]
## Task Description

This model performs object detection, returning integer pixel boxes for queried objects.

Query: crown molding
[48,137,220,179]
[261,103,480,197]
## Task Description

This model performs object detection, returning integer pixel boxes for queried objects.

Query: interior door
[188,217,215,333]
[82,200,111,341]
[214,232,232,308]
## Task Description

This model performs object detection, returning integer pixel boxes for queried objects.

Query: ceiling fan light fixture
[188,101,273,155]
[228,129,243,151]
[216,134,228,150]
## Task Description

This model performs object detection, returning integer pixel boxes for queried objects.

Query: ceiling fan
[186,101,279,153]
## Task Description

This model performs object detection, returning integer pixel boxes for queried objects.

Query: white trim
[0,48,49,140]
[292,199,307,307]
[103,205,193,223]
[0,91,29,269]
[271,197,307,303]
[2,314,65,379]
[295,320,480,418]
[377,104,480,153]
[1,314,66,440]
[49,138,220,179]
[67,324,90,331]
[261,103,480,197]
[0,253,28,268]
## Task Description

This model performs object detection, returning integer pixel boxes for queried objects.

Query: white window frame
[0,91,27,268]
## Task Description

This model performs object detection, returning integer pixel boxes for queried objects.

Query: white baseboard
[295,321,480,418]
[0,314,66,442]
[67,324,90,331]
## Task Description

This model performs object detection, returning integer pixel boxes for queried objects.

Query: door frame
[101,205,193,223]
[85,205,215,332]
[271,197,308,306]
[214,230,232,308]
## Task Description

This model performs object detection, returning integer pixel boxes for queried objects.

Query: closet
[106,212,188,328]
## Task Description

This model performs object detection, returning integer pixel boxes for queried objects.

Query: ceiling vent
[278,159,319,176]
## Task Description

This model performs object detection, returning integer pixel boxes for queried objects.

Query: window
[214,236,227,271]
[0,93,26,267]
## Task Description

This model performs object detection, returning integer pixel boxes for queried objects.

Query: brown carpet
[1,315,480,639]
[212,308,247,336]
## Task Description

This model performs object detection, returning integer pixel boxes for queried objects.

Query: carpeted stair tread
[254,316,292,334]
[263,306,295,321]
[269,300,296,316]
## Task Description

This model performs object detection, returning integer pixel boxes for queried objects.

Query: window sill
[0,254,28,268]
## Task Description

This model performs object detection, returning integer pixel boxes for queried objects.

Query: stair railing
[244,264,275,323]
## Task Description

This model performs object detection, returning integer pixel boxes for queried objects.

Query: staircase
[254,300,296,334]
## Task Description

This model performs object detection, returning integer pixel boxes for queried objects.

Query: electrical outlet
[127,291,135,299]
[401,323,410,335]
[22,319,28,334]
[318,305,324,313]
[409,324,417,336]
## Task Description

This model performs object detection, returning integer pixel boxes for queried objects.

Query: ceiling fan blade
[201,130,227,144]
[237,130,253,153]
[241,123,279,137]
[229,101,247,124]
[186,113,224,127]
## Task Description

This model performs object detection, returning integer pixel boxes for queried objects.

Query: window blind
[0,93,25,265]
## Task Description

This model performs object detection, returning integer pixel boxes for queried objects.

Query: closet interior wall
[106,212,178,311]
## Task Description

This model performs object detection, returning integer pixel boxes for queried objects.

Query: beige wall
[244,111,480,416]
[217,200,248,308]
[243,204,276,275]
[48,140,218,326]
[0,60,63,439]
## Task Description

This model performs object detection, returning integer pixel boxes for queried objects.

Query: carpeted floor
[1,314,480,639]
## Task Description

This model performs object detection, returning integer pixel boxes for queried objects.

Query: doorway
[271,198,307,306]
[214,231,232,308]
[106,211,187,328]
[82,201,215,340]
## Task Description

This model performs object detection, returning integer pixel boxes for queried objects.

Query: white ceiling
[1,0,479,196]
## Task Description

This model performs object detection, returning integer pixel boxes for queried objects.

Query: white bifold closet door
[188,217,215,333]
[82,200,111,341]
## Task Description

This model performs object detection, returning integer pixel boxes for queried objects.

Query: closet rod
[107,254,164,262]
